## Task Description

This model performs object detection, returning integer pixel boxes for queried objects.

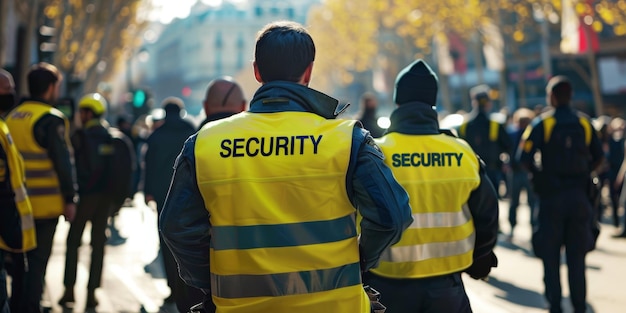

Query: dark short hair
[27,63,61,98]
[254,21,315,82]
[546,75,572,104]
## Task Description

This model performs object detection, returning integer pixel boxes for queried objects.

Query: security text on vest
[220,135,323,158]
[392,152,463,167]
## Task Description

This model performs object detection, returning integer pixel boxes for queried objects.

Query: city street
[38,193,626,313]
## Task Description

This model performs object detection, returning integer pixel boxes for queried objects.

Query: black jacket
[460,110,512,170]
[387,103,500,278]
[144,112,196,206]
[0,128,22,250]
[71,119,115,195]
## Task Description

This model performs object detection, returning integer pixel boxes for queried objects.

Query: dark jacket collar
[199,112,238,129]
[249,81,343,119]
[386,102,440,135]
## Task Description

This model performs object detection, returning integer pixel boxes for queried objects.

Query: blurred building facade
[141,0,320,116]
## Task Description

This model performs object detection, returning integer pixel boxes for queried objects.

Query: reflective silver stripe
[21,152,49,160]
[27,187,60,196]
[25,169,56,178]
[14,185,27,202]
[408,205,472,229]
[380,232,476,263]
[211,262,362,299]
[21,213,35,231]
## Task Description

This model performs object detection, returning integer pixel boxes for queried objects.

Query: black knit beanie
[393,59,438,106]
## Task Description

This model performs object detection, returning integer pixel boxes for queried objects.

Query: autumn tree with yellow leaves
[7,0,149,97]
[308,0,626,110]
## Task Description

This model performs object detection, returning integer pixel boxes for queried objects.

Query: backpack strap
[459,122,467,137]
[543,115,591,147]
[489,120,499,142]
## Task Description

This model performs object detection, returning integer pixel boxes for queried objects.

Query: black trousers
[10,218,58,313]
[63,193,111,291]
[532,189,592,313]
[363,272,472,313]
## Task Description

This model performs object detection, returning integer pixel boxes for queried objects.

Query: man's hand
[64,203,76,223]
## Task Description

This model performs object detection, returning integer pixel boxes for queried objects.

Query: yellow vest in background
[374,133,480,278]
[0,118,36,252]
[6,102,69,219]
[195,112,369,313]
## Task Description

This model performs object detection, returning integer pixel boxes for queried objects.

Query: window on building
[255,6,263,17]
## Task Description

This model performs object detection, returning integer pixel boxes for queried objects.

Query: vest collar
[249,81,343,119]
[386,102,440,135]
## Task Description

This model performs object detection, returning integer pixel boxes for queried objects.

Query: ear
[238,100,246,113]
[253,62,263,83]
[301,62,314,86]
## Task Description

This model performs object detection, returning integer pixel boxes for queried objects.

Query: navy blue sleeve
[348,127,413,271]
[159,134,212,291]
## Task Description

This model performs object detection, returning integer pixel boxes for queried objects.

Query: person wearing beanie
[364,59,499,312]
[142,95,196,310]
[458,84,513,199]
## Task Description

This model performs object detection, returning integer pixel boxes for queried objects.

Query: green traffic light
[133,90,146,108]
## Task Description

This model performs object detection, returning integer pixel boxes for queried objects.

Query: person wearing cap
[159,21,412,313]
[58,93,115,309]
[143,96,196,308]
[5,63,76,313]
[518,76,603,313]
[458,84,513,197]
[363,59,499,312]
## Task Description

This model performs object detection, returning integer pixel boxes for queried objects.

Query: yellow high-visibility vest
[0,118,36,252]
[374,133,480,278]
[195,111,369,313]
[6,101,69,219]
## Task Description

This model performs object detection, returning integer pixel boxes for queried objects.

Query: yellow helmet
[78,93,107,116]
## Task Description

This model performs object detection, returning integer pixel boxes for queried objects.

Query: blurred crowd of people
[1,20,624,313]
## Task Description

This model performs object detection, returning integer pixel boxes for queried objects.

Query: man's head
[0,69,16,113]
[470,84,492,112]
[513,107,535,130]
[253,21,315,85]
[546,75,572,108]
[78,93,107,125]
[393,59,438,107]
[203,76,246,116]
[27,62,62,103]
[161,97,185,116]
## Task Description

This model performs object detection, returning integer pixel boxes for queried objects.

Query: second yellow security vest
[374,133,480,278]
[0,118,36,252]
[195,111,370,313]
[6,101,69,219]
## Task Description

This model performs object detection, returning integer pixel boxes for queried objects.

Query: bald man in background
[164,77,246,313]
[198,76,247,130]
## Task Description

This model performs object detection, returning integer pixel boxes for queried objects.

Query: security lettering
[392,152,463,167]
[220,135,323,158]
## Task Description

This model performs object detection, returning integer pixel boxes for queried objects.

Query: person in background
[164,76,247,313]
[5,63,76,313]
[0,69,37,313]
[518,76,604,313]
[159,21,412,313]
[58,93,114,309]
[365,59,499,312]
[507,108,537,239]
[458,85,513,197]
[143,97,196,308]
[357,92,385,138]
[198,76,246,130]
